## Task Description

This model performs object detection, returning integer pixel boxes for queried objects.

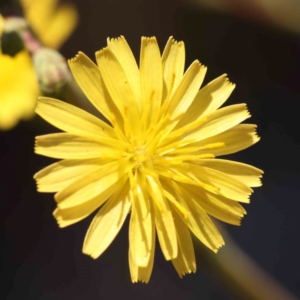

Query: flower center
[131,143,149,165]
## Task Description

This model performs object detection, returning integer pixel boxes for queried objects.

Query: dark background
[1,0,299,299]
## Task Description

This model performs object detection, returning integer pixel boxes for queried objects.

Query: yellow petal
[189,103,250,140]
[83,180,131,258]
[164,104,250,147]
[183,197,224,253]
[154,205,178,261]
[34,158,105,192]
[53,177,126,227]
[107,36,142,113]
[129,218,155,284]
[96,47,141,137]
[162,37,185,99]
[189,124,260,157]
[188,163,252,202]
[162,163,252,203]
[170,206,196,277]
[140,37,163,127]
[36,97,115,138]
[184,184,246,225]
[176,74,235,128]
[144,172,166,211]
[35,133,122,159]
[68,52,123,128]
[129,172,154,267]
[165,61,206,123]
[164,180,224,252]
[196,159,263,187]
[55,158,134,208]
[145,172,178,260]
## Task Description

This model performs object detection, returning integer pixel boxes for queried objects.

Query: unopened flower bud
[33,48,71,94]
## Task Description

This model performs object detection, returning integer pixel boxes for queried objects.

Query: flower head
[34,36,263,282]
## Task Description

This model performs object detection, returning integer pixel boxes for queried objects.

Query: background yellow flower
[21,0,79,49]
[0,50,39,130]
[0,0,78,130]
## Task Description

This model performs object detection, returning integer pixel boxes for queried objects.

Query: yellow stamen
[144,179,164,211]
[140,89,155,131]
[172,142,225,154]
[140,167,158,178]
[145,113,170,147]
[192,153,215,159]
[156,138,197,156]
[159,72,176,119]
[162,116,207,145]
[110,112,126,142]
[123,106,131,141]
[203,142,225,149]
[156,169,219,194]
[147,131,165,156]
[153,154,215,165]
[163,189,190,218]
[128,169,139,196]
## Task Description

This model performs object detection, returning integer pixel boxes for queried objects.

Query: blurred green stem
[195,230,297,300]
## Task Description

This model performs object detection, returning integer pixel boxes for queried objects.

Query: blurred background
[0,0,299,299]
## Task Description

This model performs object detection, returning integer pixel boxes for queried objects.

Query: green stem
[195,230,297,300]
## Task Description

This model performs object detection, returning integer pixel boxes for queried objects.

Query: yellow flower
[34,36,263,283]
[0,50,39,130]
[21,0,78,49]
[0,0,77,130]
